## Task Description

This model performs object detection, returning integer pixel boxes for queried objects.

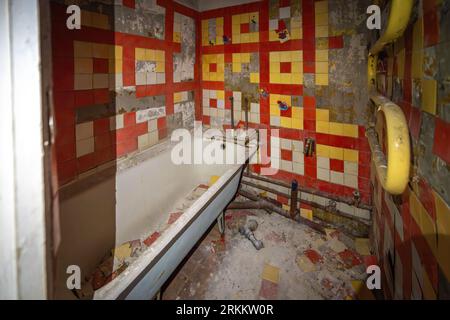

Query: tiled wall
[52,0,199,186]
[372,0,450,299]
[199,0,371,205]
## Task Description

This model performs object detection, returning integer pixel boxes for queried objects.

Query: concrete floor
[161,203,375,300]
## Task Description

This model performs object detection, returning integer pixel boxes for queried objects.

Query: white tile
[156,73,165,84]
[76,137,94,158]
[337,202,356,216]
[271,136,280,148]
[270,116,280,127]
[233,91,241,101]
[135,72,146,85]
[218,109,225,118]
[317,167,330,181]
[233,111,241,121]
[149,130,159,146]
[203,107,210,116]
[344,173,358,188]
[269,19,278,30]
[74,74,93,90]
[292,140,304,152]
[203,89,210,98]
[110,114,124,130]
[293,162,304,175]
[250,103,260,113]
[280,138,292,150]
[93,74,109,89]
[146,72,157,84]
[250,113,260,123]
[148,119,158,132]
[202,98,209,107]
[281,160,293,172]
[271,146,280,159]
[330,171,344,185]
[138,133,149,150]
[344,161,358,175]
[209,90,217,98]
[217,99,225,109]
[209,108,218,117]
[317,156,330,169]
[279,7,291,19]
[76,122,93,141]
[292,151,304,164]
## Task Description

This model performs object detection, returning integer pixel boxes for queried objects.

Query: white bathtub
[56,133,257,300]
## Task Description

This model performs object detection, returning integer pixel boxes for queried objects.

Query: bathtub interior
[55,137,252,299]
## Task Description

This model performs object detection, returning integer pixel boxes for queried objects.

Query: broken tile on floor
[351,280,375,300]
[338,249,363,268]
[328,237,347,253]
[262,263,280,284]
[304,249,324,264]
[296,255,316,272]
[168,212,183,225]
[259,279,278,299]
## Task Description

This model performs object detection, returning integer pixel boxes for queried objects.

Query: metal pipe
[289,180,298,219]
[243,97,249,130]
[240,180,370,225]
[229,96,235,129]
[243,172,372,211]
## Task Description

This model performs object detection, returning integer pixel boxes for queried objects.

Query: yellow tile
[250,72,260,83]
[173,32,181,43]
[292,73,303,84]
[355,238,371,256]
[93,43,110,59]
[316,144,330,158]
[291,62,302,73]
[270,52,281,62]
[155,62,165,73]
[233,53,241,63]
[270,104,280,116]
[217,55,224,64]
[240,13,249,23]
[316,109,329,121]
[292,107,303,119]
[250,32,259,43]
[210,73,217,81]
[329,122,344,136]
[217,90,224,99]
[80,10,92,27]
[269,31,279,42]
[412,50,423,78]
[342,124,359,138]
[329,146,343,160]
[280,74,292,85]
[202,20,208,30]
[315,0,328,14]
[292,51,303,62]
[217,63,225,73]
[155,50,165,62]
[241,53,251,63]
[232,63,242,73]
[316,62,328,74]
[316,121,329,133]
[203,72,209,81]
[109,45,123,59]
[232,14,240,25]
[291,28,302,39]
[316,49,329,62]
[316,73,329,86]
[270,62,280,73]
[109,59,123,74]
[291,17,301,29]
[233,34,241,44]
[241,33,250,43]
[292,117,303,129]
[422,79,437,115]
[135,48,146,61]
[216,17,224,26]
[315,13,328,26]
[412,17,424,52]
[280,51,291,62]
[270,73,281,83]
[174,92,181,103]
[281,117,292,128]
[300,209,313,221]
[420,205,437,253]
[74,41,92,58]
[262,264,279,284]
[344,149,359,162]
[74,58,93,74]
[435,191,450,281]
[410,190,422,224]
[270,94,280,105]
[316,26,329,38]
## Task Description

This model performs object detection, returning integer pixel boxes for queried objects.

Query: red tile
[75,90,94,107]
[330,159,344,172]
[95,132,113,150]
[433,117,450,163]
[122,0,135,8]
[77,153,97,173]
[210,98,217,108]
[423,10,439,47]
[329,35,344,49]
[304,249,323,264]
[167,212,183,225]
[240,23,250,34]
[124,112,136,127]
[94,89,110,104]
[304,120,315,131]
[281,149,292,161]
[303,61,315,73]
[116,138,137,157]
[259,279,278,299]
[280,62,291,73]
[303,50,315,62]
[338,249,363,268]
[94,118,110,136]
[157,117,166,129]
[209,63,217,72]
[56,142,76,163]
[58,159,77,185]
[303,96,316,109]
[305,164,316,178]
[93,58,109,73]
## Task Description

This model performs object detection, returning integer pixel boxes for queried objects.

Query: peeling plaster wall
[372,0,450,300]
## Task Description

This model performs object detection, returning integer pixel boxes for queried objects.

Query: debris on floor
[239,219,264,250]
[162,205,371,300]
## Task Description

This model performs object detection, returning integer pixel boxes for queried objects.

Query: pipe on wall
[367,95,410,195]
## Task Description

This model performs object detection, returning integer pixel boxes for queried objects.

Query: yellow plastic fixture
[367,95,410,195]
[369,0,414,55]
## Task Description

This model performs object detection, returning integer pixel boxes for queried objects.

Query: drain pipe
[229,96,234,129]
[289,180,298,219]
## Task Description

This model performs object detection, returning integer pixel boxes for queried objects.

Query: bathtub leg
[217,211,225,235]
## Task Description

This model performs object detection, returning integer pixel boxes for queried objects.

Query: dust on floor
[162,204,375,300]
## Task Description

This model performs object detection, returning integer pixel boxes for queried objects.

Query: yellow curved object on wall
[369,0,414,55]
[367,96,410,195]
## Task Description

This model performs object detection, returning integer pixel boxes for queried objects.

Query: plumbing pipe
[369,0,413,55]
[235,189,327,235]
[229,96,235,129]
[366,95,410,195]
[243,172,372,211]
[240,180,370,225]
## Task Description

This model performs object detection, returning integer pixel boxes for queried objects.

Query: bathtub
[56,131,257,300]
